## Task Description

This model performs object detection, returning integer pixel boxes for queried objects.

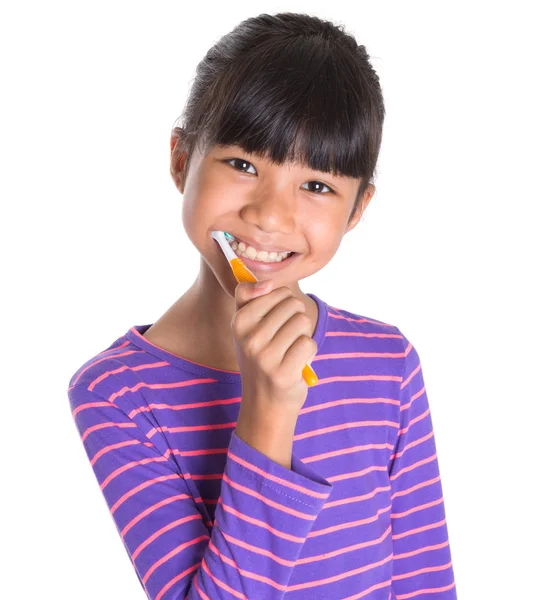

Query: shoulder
[66,328,147,411]
[66,327,179,462]
[322,300,419,380]
[326,300,407,345]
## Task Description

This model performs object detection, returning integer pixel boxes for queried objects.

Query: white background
[1,1,543,598]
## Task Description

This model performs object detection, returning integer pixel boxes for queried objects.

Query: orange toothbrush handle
[302,363,319,387]
[229,257,319,387]
[230,257,259,283]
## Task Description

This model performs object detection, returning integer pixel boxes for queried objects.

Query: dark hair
[172,12,385,224]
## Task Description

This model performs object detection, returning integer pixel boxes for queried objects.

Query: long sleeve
[68,384,333,600]
[388,334,457,598]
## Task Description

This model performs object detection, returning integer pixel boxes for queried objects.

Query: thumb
[235,279,272,309]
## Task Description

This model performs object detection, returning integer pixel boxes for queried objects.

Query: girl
[68,11,457,599]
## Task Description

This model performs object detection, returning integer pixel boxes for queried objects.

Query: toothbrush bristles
[224,232,235,241]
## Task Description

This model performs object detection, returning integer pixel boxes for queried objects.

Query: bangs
[177,34,381,186]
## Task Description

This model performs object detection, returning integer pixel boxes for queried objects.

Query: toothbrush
[211,230,318,387]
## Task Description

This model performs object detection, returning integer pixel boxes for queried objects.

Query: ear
[170,128,188,194]
[345,184,375,233]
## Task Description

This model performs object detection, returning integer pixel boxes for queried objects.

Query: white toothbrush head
[210,230,237,261]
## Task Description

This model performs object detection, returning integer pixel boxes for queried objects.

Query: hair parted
[172,12,385,224]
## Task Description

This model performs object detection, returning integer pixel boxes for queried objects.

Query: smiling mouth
[227,235,295,264]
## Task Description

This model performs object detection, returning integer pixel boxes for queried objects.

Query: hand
[232,280,318,417]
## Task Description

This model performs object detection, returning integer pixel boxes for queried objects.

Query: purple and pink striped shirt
[67,292,456,599]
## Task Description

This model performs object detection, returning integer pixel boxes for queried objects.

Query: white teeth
[230,239,292,263]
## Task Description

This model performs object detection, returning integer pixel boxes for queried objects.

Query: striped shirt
[67,292,456,599]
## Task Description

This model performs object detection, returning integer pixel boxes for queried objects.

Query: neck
[155,256,316,372]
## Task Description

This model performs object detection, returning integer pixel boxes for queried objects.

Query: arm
[68,384,332,599]
[388,333,457,598]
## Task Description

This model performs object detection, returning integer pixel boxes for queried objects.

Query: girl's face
[171,131,374,299]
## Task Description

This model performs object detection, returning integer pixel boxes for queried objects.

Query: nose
[240,192,297,235]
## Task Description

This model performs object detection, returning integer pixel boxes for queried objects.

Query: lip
[229,233,294,254]
[235,250,300,272]
[215,238,300,273]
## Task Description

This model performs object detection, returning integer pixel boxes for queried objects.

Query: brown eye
[225,158,333,194]
[302,181,333,195]
[225,158,257,174]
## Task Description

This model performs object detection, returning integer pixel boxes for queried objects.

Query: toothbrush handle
[229,257,319,387]
[301,363,319,387]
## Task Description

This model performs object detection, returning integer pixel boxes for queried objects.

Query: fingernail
[255,280,270,290]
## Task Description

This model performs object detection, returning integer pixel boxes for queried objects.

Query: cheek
[181,195,198,245]
[181,191,232,264]
[181,201,213,260]
[308,221,342,255]
[181,190,213,242]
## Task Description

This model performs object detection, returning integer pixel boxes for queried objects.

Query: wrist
[235,402,297,469]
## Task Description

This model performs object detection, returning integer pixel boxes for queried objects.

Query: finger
[261,312,317,381]
[232,285,293,337]
[234,279,273,312]
[270,310,315,361]
[247,295,306,344]
[282,334,318,380]
[243,297,309,360]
